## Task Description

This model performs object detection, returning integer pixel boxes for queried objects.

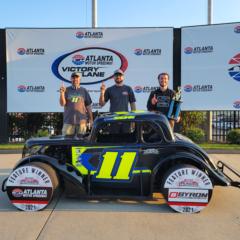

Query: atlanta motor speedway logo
[183,84,213,92]
[134,48,161,56]
[233,100,240,109]
[17,48,45,55]
[52,47,128,85]
[234,25,240,33]
[184,46,213,54]
[75,31,103,39]
[228,53,240,82]
[134,86,159,93]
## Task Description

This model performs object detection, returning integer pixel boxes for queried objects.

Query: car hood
[24,135,89,148]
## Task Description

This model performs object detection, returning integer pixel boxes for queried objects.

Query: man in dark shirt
[59,72,93,135]
[147,72,178,128]
[99,69,136,112]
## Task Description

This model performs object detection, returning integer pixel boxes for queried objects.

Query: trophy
[167,87,182,120]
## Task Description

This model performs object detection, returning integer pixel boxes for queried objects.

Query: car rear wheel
[6,162,59,211]
[161,164,213,213]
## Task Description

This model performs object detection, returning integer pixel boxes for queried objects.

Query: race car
[2,111,240,213]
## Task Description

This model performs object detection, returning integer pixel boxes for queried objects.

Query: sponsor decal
[233,100,240,109]
[164,167,213,213]
[168,189,208,203]
[20,177,39,185]
[17,85,45,93]
[183,84,213,92]
[17,48,44,55]
[178,179,199,187]
[11,188,48,199]
[6,165,54,211]
[234,25,240,33]
[134,86,159,93]
[143,149,159,155]
[228,53,240,82]
[52,47,128,85]
[7,166,51,185]
[164,168,212,188]
[15,188,48,198]
[134,48,161,56]
[76,31,103,39]
[184,46,213,54]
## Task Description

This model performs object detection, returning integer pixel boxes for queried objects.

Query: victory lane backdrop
[181,22,240,110]
[6,28,173,112]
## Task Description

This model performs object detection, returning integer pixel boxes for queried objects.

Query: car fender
[151,151,230,190]
[11,155,85,190]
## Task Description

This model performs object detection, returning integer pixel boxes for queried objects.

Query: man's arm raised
[99,82,106,107]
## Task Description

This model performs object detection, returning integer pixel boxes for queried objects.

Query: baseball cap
[71,72,81,78]
[114,69,124,75]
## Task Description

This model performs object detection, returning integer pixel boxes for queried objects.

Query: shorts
[62,120,87,135]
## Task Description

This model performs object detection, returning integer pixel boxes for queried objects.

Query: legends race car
[2,111,240,213]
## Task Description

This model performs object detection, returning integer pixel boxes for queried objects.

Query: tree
[181,111,206,133]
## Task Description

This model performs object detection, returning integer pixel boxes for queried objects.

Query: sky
[0,0,239,28]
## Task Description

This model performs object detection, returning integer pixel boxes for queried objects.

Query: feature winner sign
[181,23,240,110]
[6,28,173,112]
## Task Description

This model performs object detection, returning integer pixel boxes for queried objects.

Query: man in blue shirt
[99,69,136,112]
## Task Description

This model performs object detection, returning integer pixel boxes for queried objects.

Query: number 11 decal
[95,150,137,181]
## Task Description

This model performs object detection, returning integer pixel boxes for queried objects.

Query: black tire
[30,162,59,190]
[161,164,213,213]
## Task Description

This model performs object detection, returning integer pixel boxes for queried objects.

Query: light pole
[207,0,213,141]
[92,0,97,28]
[208,0,213,24]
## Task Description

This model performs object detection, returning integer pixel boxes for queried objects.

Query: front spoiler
[217,161,240,188]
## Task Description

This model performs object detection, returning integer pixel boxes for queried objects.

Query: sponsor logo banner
[182,23,240,110]
[7,28,173,112]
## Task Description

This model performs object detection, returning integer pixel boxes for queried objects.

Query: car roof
[95,111,170,124]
